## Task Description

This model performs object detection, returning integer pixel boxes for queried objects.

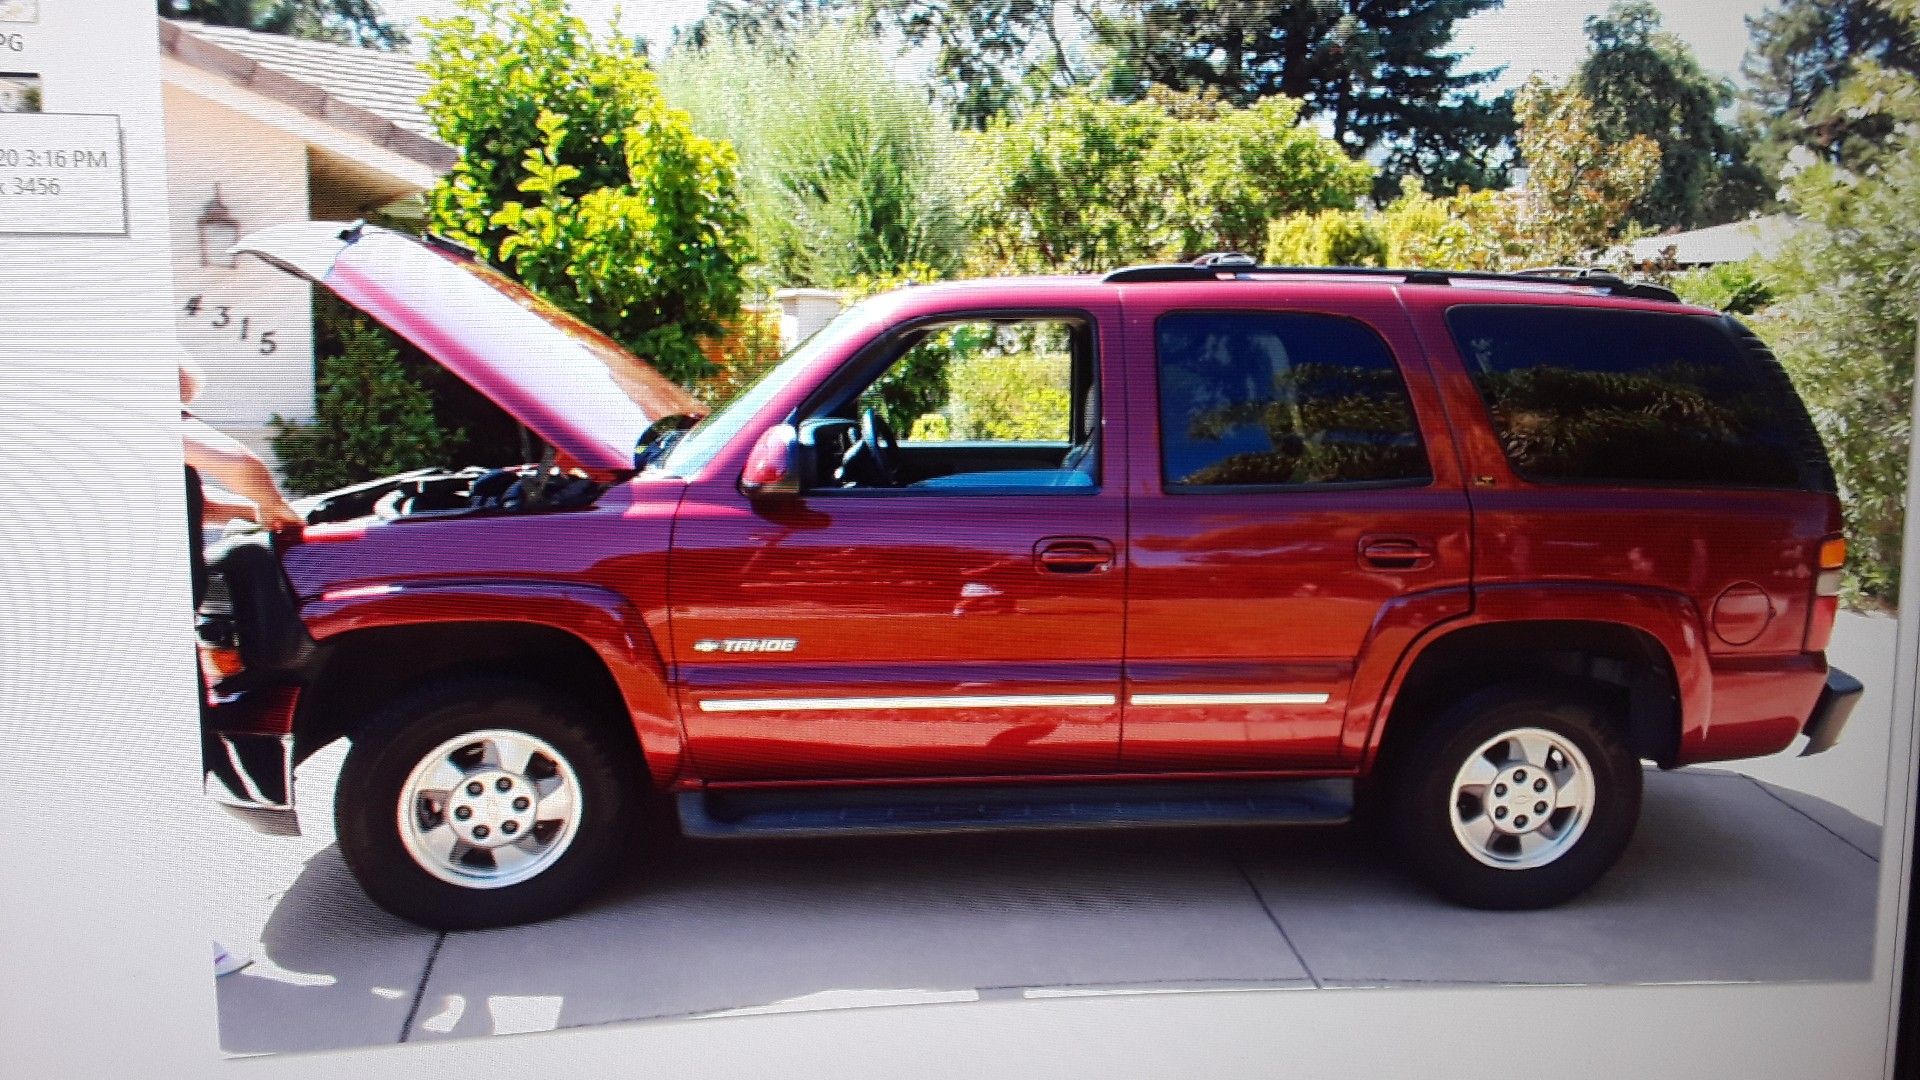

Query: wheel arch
[1363,608,1697,775]
[293,582,685,786]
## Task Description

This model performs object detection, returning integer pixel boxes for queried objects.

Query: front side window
[1446,305,1832,489]
[810,314,1099,491]
[863,320,1076,444]
[1155,311,1430,489]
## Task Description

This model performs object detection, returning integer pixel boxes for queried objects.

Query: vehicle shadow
[222,768,1882,1054]
[1228,769,1882,988]
[215,844,440,1056]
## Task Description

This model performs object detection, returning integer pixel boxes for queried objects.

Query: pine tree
[1575,2,1767,229]
[1092,0,1512,198]
[1742,0,1920,176]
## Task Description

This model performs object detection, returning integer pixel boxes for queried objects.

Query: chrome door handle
[1359,535,1435,571]
[1035,537,1115,574]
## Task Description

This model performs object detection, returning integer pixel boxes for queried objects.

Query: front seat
[910,385,1099,489]
[1060,382,1100,475]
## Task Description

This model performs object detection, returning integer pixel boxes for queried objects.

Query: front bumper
[1801,665,1864,757]
[201,686,302,836]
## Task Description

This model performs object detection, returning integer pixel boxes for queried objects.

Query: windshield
[655,298,890,477]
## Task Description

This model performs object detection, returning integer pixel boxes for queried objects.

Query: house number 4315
[183,295,280,355]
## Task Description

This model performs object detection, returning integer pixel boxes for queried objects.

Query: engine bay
[298,464,610,526]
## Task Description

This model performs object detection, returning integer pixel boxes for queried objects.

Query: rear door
[1117,286,1472,769]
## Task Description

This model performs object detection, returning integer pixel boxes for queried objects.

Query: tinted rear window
[1445,306,1834,490]
[1156,311,1430,488]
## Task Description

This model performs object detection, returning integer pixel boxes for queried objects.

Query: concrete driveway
[209,614,1899,1056]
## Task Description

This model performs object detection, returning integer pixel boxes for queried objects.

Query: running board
[676,778,1353,839]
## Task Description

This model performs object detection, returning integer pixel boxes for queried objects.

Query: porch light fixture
[197,185,241,268]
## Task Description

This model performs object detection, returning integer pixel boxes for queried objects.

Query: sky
[1455,0,1775,94]
[382,0,1781,93]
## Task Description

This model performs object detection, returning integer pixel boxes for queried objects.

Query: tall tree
[884,1,1092,129]
[1091,0,1513,198]
[159,0,407,49]
[1743,0,1920,176]
[1265,77,1662,274]
[672,0,847,51]
[1507,77,1661,263]
[1575,1,1766,229]
[1374,90,1514,199]
[676,1,1088,130]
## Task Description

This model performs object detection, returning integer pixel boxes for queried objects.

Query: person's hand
[257,500,305,533]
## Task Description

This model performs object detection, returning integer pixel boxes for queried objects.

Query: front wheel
[335,677,639,930]
[1387,683,1642,910]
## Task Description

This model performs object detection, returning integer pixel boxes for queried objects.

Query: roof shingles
[160,18,452,170]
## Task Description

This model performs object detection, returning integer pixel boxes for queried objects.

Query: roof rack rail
[1104,253,1679,302]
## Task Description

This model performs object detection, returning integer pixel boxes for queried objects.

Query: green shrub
[1377,175,1515,271]
[1265,209,1389,267]
[945,353,1072,441]
[1754,145,1920,605]
[270,305,459,495]
[423,0,751,384]
[907,413,952,441]
[889,325,1073,443]
[1669,260,1775,315]
[842,264,954,432]
[659,26,967,288]
[964,88,1373,274]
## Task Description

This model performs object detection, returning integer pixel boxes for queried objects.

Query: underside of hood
[232,222,703,473]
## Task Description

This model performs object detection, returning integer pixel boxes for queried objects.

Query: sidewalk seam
[398,931,447,1043]
[1741,775,1880,863]
[1228,856,1323,989]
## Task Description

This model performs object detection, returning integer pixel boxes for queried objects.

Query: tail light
[1815,538,1847,595]
[1806,535,1845,652]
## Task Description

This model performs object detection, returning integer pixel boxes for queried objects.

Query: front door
[1118,293,1472,770]
[669,306,1128,781]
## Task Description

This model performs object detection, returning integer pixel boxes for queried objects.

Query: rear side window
[1446,306,1835,491]
[1155,311,1430,488]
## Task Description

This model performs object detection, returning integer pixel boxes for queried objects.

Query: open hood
[233,222,703,473]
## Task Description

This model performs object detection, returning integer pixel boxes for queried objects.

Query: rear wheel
[335,677,638,930]
[1387,683,1641,909]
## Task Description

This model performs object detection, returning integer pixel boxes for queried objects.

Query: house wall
[162,81,315,476]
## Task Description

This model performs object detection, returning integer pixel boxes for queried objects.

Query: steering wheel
[839,407,902,487]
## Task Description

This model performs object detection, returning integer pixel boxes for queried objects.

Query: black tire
[1386,681,1642,910]
[334,676,639,930]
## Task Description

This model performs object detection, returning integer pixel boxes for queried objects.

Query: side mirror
[739,423,801,499]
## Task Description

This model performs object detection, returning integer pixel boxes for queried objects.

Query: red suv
[197,225,1862,929]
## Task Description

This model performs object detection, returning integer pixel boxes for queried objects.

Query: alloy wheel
[1447,726,1595,870]
[396,728,584,889]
